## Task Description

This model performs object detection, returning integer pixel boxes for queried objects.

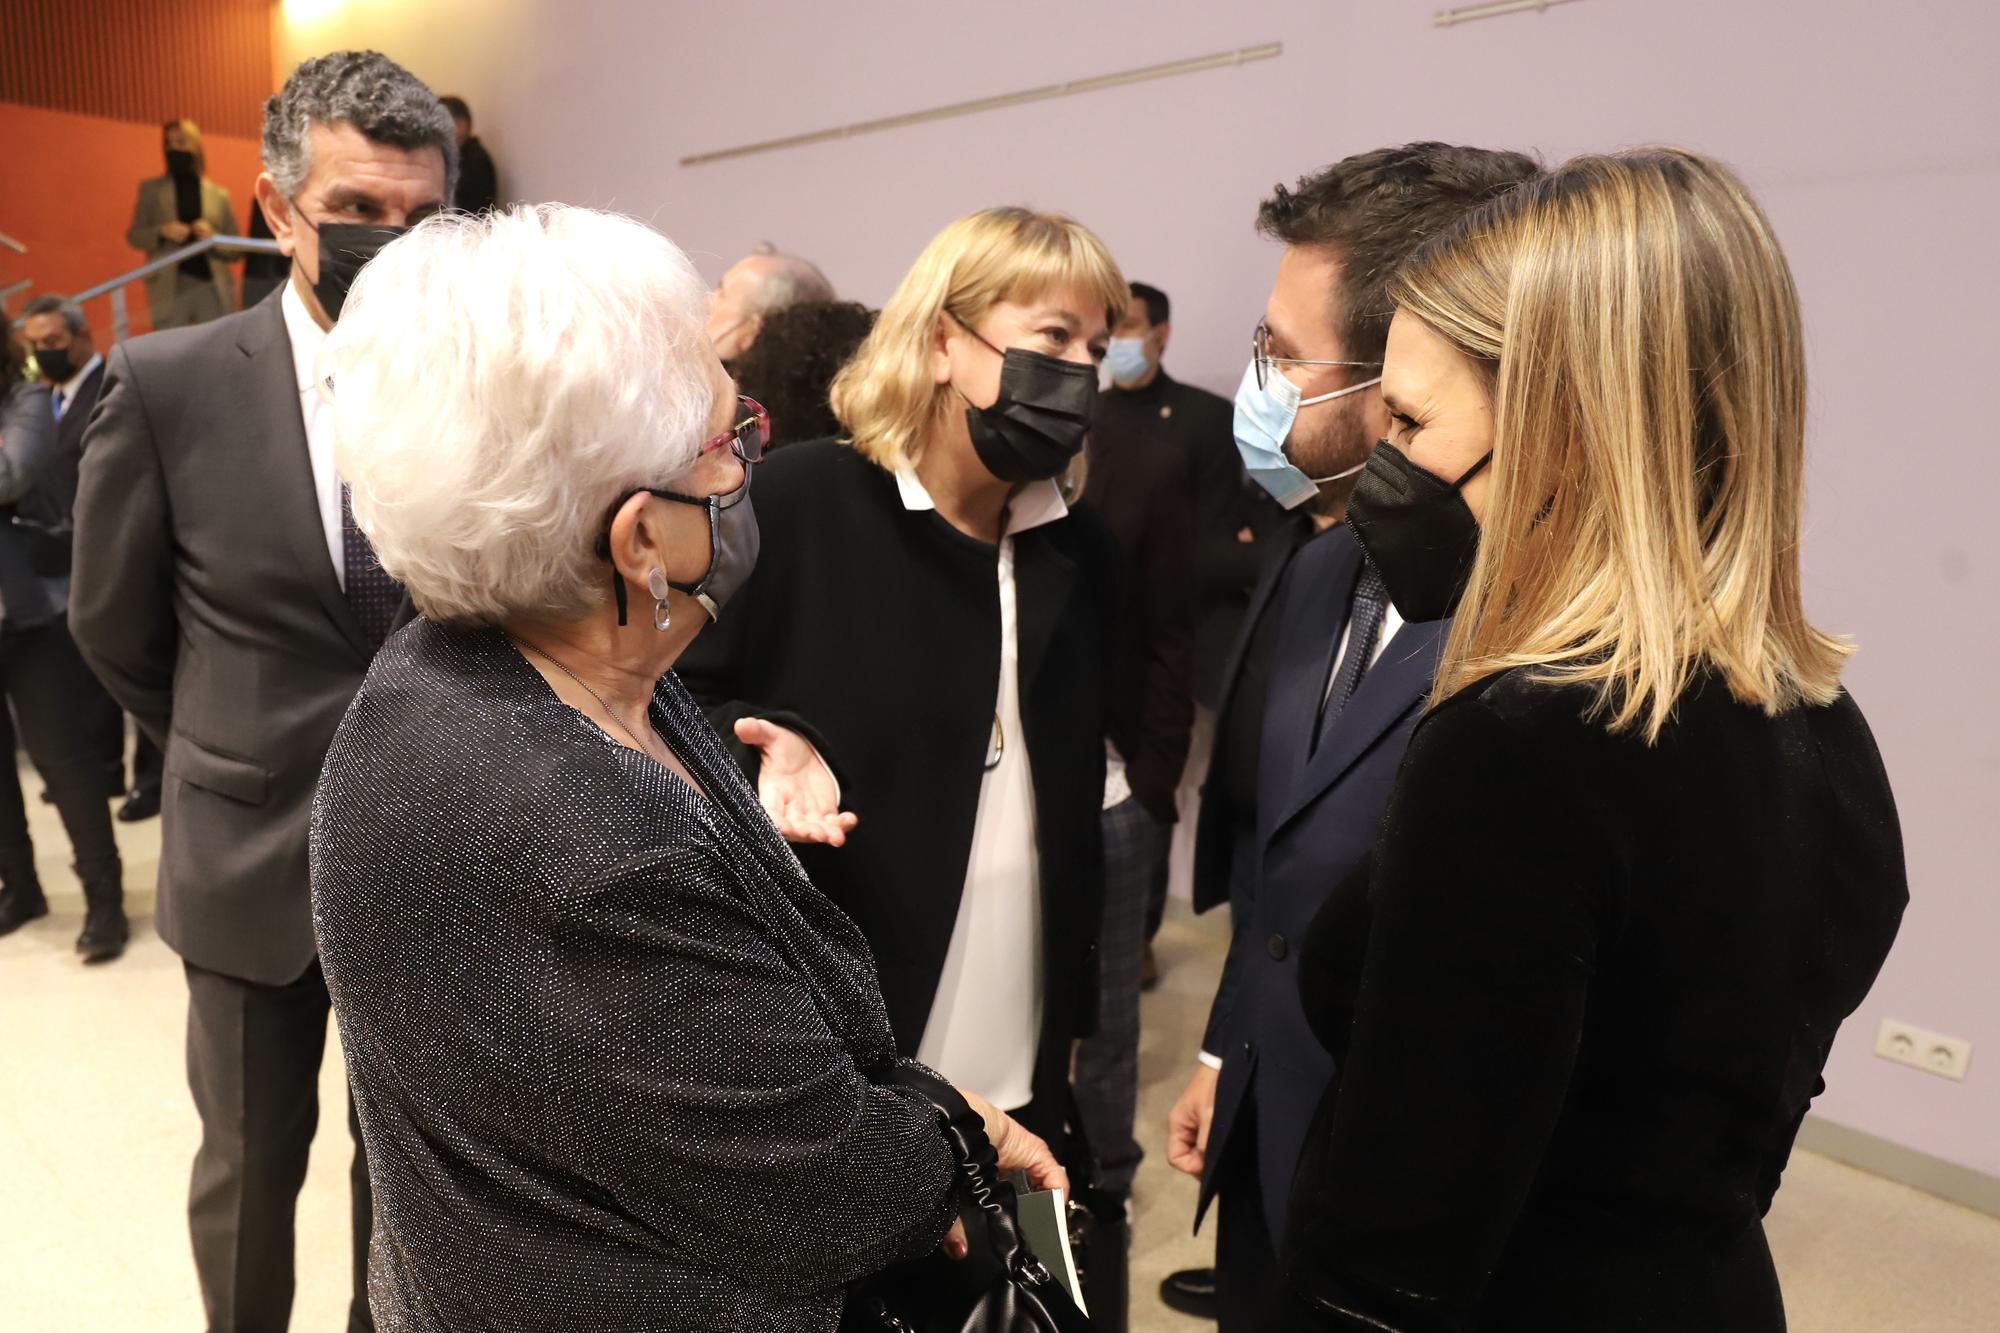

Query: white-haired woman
[308,205,1065,1332]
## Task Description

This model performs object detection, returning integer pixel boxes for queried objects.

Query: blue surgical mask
[1104,336,1151,386]
[1231,359,1382,509]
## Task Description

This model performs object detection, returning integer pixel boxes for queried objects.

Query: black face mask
[1345,439,1493,623]
[35,345,75,384]
[296,210,407,322]
[166,149,198,179]
[953,319,1097,483]
[601,484,761,626]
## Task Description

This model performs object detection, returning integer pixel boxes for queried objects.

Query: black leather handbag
[843,1066,1093,1333]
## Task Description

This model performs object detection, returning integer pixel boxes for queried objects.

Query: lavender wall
[280,1,2000,1176]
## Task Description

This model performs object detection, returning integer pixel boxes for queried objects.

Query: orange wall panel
[1,102,266,341]
[0,0,275,139]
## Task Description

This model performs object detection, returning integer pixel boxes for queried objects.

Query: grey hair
[262,50,459,200]
[22,294,87,335]
[747,252,835,315]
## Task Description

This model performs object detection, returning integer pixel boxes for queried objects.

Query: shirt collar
[53,352,103,398]
[893,463,1068,537]
[280,280,329,397]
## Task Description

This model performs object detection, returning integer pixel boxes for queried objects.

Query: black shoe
[117,787,161,823]
[1160,1267,1219,1319]
[0,883,51,938]
[77,904,129,962]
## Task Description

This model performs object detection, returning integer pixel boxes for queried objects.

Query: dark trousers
[185,958,374,1332]
[82,677,160,797]
[132,729,164,796]
[1215,1102,1279,1333]
[1073,796,1171,1199]
[0,618,122,895]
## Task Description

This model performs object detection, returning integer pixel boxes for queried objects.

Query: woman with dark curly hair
[728,299,877,450]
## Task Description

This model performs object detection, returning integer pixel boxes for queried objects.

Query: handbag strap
[879,1063,1058,1288]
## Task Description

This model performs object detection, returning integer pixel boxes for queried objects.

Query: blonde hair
[1390,147,1850,741]
[830,206,1126,469]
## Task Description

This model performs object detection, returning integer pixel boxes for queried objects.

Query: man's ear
[257,175,296,256]
[1154,320,1172,356]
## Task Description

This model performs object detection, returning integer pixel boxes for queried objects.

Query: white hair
[323,205,715,625]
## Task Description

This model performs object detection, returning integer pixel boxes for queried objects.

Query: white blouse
[898,466,1068,1111]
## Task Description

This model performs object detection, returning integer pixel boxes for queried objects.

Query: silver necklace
[510,634,655,755]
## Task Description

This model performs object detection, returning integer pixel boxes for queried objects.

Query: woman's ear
[604,491,662,589]
[931,317,955,386]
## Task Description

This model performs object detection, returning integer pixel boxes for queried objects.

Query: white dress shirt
[900,465,1069,1112]
[1196,581,1404,1072]
[281,282,347,588]
[49,352,104,422]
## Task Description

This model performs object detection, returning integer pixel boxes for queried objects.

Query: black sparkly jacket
[311,619,958,1331]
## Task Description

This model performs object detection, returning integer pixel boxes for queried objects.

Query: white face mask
[1232,360,1383,509]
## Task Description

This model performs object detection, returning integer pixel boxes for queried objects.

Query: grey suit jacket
[125,175,239,314]
[72,290,411,985]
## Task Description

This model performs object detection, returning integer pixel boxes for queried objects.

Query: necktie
[340,483,404,651]
[1315,564,1389,750]
[52,389,66,422]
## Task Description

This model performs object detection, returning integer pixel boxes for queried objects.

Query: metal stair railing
[21,235,286,342]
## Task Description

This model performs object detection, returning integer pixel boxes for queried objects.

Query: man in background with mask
[1157,143,1540,1329]
[1095,284,1255,740]
[125,118,240,330]
[72,51,455,1333]
[705,245,836,366]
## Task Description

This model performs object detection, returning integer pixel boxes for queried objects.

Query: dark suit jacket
[677,440,1110,1116]
[71,290,412,986]
[455,136,500,213]
[7,359,107,573]
[1093,369,1248,706]
[0,381,65,627]
[1194,524,1448,1240]
[1083,410,1194,823]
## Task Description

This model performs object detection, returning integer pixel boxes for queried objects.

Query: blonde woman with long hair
[679,208,1123,1156]
[1272,150,1906,1331]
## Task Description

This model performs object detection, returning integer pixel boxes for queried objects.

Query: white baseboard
[1795,1115,2000,1218]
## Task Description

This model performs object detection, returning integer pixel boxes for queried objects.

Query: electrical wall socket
[1875,1019,1973,1082]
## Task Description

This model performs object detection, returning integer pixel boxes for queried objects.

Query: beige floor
[4,784,1999,1330]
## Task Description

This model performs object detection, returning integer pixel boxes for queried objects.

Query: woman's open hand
[734,717,858,846]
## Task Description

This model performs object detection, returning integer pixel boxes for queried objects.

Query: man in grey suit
[73,52,456,1332]
[125,119,241,330]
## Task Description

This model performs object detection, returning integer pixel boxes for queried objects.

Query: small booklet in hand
[1014,1186,1088,1315]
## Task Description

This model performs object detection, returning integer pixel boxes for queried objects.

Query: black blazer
[71,290,413,986]
[1275,668,1908,1332]
[677,439,1111,1114]
[1082,410,1194,823]
[312,620,959,1331]
[1092,369,1247,706]
[1194,524,1446,1237]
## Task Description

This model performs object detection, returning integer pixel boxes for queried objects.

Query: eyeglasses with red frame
[704,395,770,467]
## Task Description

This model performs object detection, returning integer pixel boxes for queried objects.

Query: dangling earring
[646,567,673,631]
